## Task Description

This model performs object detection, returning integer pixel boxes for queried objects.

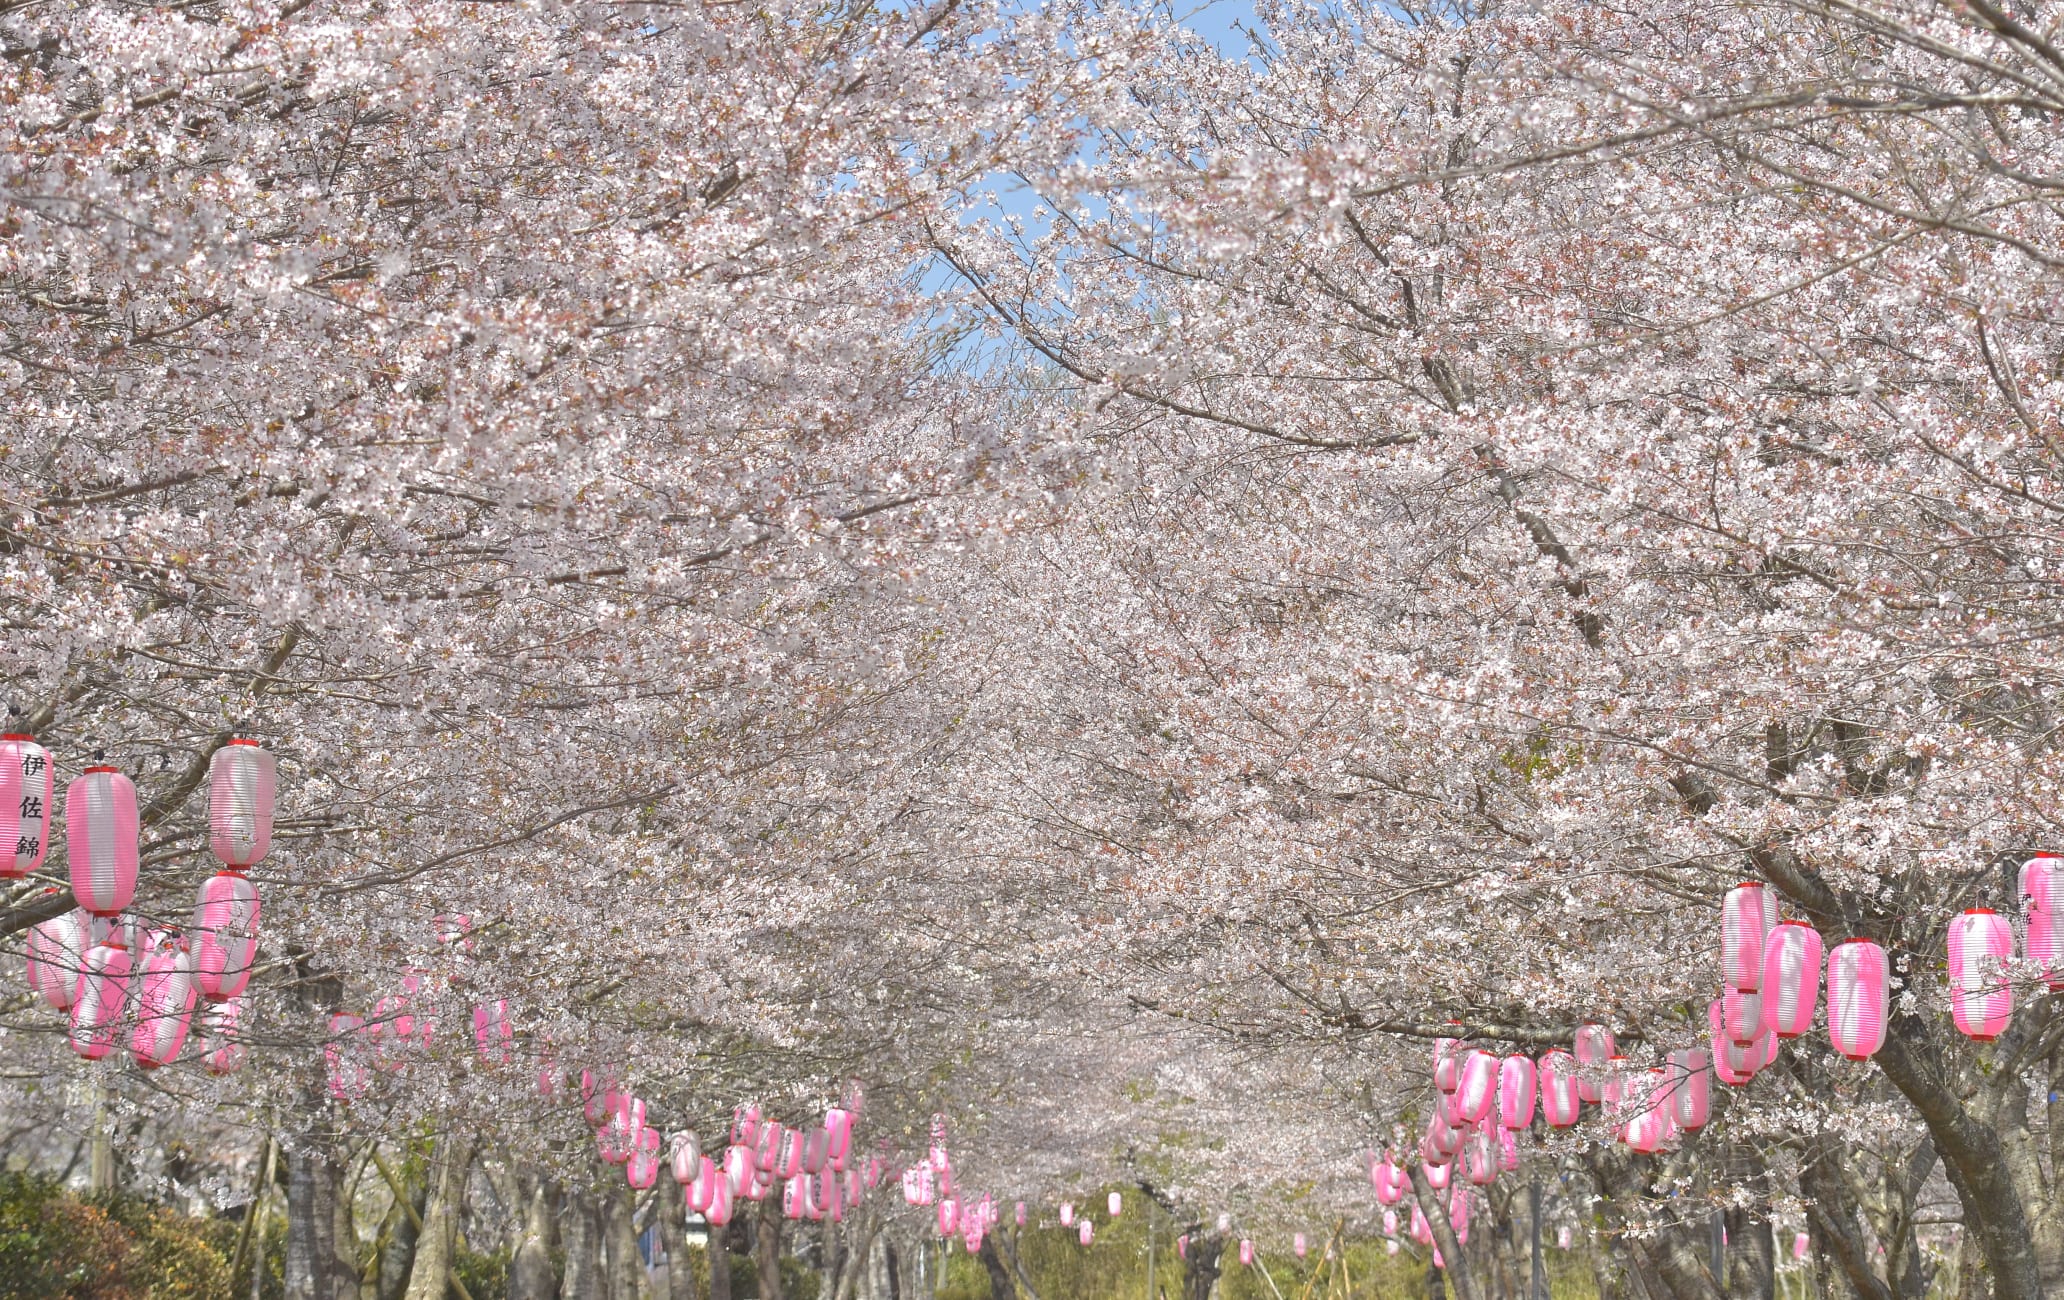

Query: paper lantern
[2022,855,2063,913]
[1434,1028,1464,1093]
[1827,939,1889,1060]
[1109,1191,1122,1217]
[754,1120,787,1172]
[200,996,246,1074]
[1761,921,1823,1038]
[815,1167,837,1221]
[1079,1220,1093,1247]
[671,1132,703,1185]
[66,768,137,916]
[472,999,512,1064]
[1558,1226,1572,1249]
[191,870,262,1002]
[1177,1235,1188,1259]
[1668,1048,1711,1130]
[1949,909,2013,1041]
[1600,1056,1631,1136]
[1794,1232,1810,1259]
[1457,1050,1498,1124]
[1498,1054,1536,1129]
[2027,908,2064,990]
[1424,1160,1451,1190]
[1294,1233,1307,1258]
[130,931,196,1069]
[1713,1031,1757,1086]
[628,1128,662,1190]
[0,735,54,880]
[1462,1131,1496,1186]
[1720,987,1764,1046]
[1386,1241,1399,1256]
[1060,1202,1075,1226]
[1498,1126,1520,1172]
[786,1176,809,1221]
[1625,1070,1676,1155]
[1238,1240,1254,1266]
[1382,1210,1397,1238]
[746,1167,775,1202]
[1573,1024,1615,1102]
[1722,881,1778,991]
[802,1126,831,1176]
[582,1072,615,1128]
[1373,1152,1405,1205]
[725,1145,755,1195]
[1452,1190,1471,1243]
[25,906,88,1011]
[707,1179,735,1227]
[732,1104,761,1147]
[68,931,133,1059]
[208,740,275,868]
[689,1156,720,1212]
[1410,1207,1432,1245]
[1538,1049,1580,1127]
[825,1107,854,1170]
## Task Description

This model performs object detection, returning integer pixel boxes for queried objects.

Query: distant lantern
[1668,1048,1711,1130]
[66,767,137,917]
[817,1168,839,1221]
[1060,1202,1075,1226]
[1382,1210,1397,1238]
[1457,1050,1498,1124]
[732,1104,762,1147]
[628,1128,662,1190]
[1079,1220,1094,1247]
[825,1107,854,1170]
[1109,1191,1122,1217]
[1462,1131,1497,1186]
[756,1120,787,1172]
[1410,1207,1432,1245]
[25,906,88,1011]
[1761,921,1823,1039]
[1238,1240,1254,1266]
[1572,1024,1615,1102]
[472,999,512,1064]
[129,931,196,1069]
[803,1126,831,1176]
[1424,1111,1462,1161]
[1826,938,1889,1060]
[1538,1049,1581,1127]
[1720,986,1764,1047]
[1016,1202,1027,1226]
[1722,881,1778,992]
[1294,1233,1307,1258]
[672,1132,703,1186]
[1949,909,2013,1041]
[208,740,276,869]
[68,928,133,1059]
[1498,1054,1536,1129]
[0,735,54,880]
[1177,1234,1188,1260]
[1423,1160,1451,1191]
[191,870,262,1002]
[1794,1232,1810,1260]
[1373,1152,1405,1205]
[1434,1026,1465,1093]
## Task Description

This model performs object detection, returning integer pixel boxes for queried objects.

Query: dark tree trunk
[753,1190,788,1300]
[563,1190,604,1300]
[377,1169,424,1300]
[977,1235,1013,1300]
[706,1218,734,1300]
[883,1239,899,1300]
[1182,1229,1223,1300]
[657,1176,695,1300]
[1407,1164,1482,1300]
[511,1171,561,1300]
[603,1184,641,1300]
[285,1138,343,1300]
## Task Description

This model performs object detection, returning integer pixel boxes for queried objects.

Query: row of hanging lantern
[325,918,506,1101]
[14,739,273,1073]
[606,1086,878,1228]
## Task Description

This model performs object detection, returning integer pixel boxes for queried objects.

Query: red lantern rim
[228,738,261,746]
[1735,880,1764,889]
[1838,937,1876,946]
[1,733,35,742]
[1963,908,1998,916]
[83,765,120,774]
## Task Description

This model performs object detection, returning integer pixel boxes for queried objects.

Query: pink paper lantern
[1720,987,1763,1046]
[1497,1054,1536,1128]
[725,1145,755,1195]
[1410,1206,1432,1245]
[25,905,88,1012]
[1572,1024,1615,1102]
[1712,1031,1757,1086]
[1294,1233,1307,1258]
[1433,1028,1465,1093]
[200,996,245,1074]
[1426,1110,1462,1158]
[1078,1219,1093,1246]
[731,1104,761,1146]
[1382,1210,1396,1238]
[803,1126,831,1175]
[1373,1151,1405,1205]
[208,740,275,869]
[1722,881,1778,991]
[68,930,133,1059]
[672,1132,703,1185]
[1177,1234,1188,1259]
[1424,1160,1451,1190]
[1238,1240,1254,1266]
[1109,1191,1122,1217]
[1949,909,2013,1041]
[1462,1131,1497,1186]
[472,999,512,1064]
[0,735,54,880]
[689,1156,720,1212]
[825,1107,854,1170]
[628,1128,662,1190]
[707,1179,734,1227]
[1794,1232,1810,1259]
[326,1013,370,1100]
[755,1120,787,1172]
[191,870,262,1002]
[130,931,196,1069]
[815,1167,837,1221]
[1667,1048,1711,1130]
[1538,1049,1580,1127]
[2027,909,2064,990]
[66,768,138,917]
[2021,855,2064,913]
[786,1176,809,1221]
[1827,938,1889,1060]
[1456,1050,1498,1124]
[1497,1126,1520,1172]
[1761,921,1823,1039]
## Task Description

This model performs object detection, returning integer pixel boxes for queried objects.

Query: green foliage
[0,1170,238,1300]
[450,1243,509,1300]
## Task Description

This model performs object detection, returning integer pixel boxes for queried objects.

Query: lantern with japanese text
[1434,1028,1464,1093]
[0,735,53,880]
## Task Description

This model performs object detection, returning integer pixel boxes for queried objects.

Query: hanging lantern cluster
[672,1094,870,1225]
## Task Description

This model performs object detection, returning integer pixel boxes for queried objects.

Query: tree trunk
[706,1219,734,1300]
[564,1191,604,1300]
[754,1190,788,1300]
[882,1238,899,1300]
[403,1134,474,1300]
[976,1236,1013,1300]
[657,1176,695,1300]
[511,1171,561,1300]
[1182,1229,1223,1300]
[377,1169,424,1300]
[1407,1163,1483,1300]
[286,1137,344,1300]
[603,1183,642,1300]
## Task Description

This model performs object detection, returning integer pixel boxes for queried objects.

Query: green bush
[0,1170,237,1300]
